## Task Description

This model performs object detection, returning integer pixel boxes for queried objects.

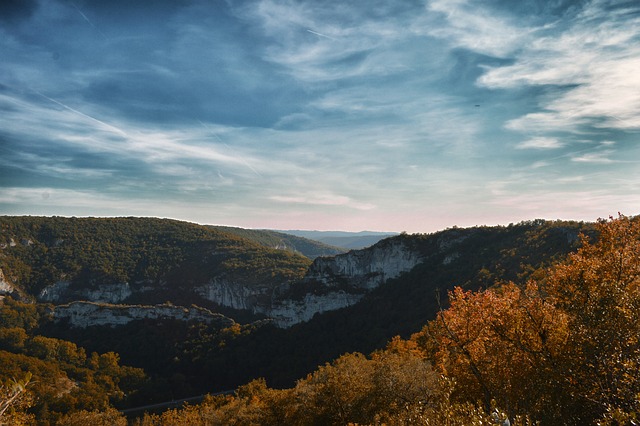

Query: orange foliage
[422,214,640,424]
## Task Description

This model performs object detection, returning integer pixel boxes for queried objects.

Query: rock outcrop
[196,237,424,327]
[39,281,132,304]
[264,291,365,328]
[0,269,15,295]
[196,277,269,311]
[27,235,424,328]
[52,301,235,329]
[303,238,422,290]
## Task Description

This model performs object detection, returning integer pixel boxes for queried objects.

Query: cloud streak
[477,1,640,134]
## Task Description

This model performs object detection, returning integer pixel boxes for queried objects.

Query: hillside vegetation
[279,230,398,250]
[210,226,345,259]
[0,297,146,424]
[0,216,312,305]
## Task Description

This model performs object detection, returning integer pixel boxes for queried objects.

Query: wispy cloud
[270,192,376,211]
[234,0,420,82]
[33,90,128,137]
[516,137,564,150]
[425,0,530,57]
[571,150,616,164]
[306,29,337,41]
[477,1,640,133]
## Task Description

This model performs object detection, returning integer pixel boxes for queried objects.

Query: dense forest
[0,216,313,311]
[1,215,638,424]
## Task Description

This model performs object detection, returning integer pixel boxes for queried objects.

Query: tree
[0,373,34,425]
[56,407,127,426]
[544,214,640,422]
[419,214,640,424]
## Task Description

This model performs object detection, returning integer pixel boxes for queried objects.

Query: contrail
[307,29,337,41]
[197,120,262,178]
[71,3,108,39]
[34,90,127,137]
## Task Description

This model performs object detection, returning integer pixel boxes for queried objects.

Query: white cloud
[478,1,640,133]
[0,91,274,178]
[516,137,564,150]
[485,177,640,222]
[0,187,129,210]
[234,0,419,82]
[269,192,376,211]
[505,111,590,133]
[571,150,616,164]
[425,0,530,57]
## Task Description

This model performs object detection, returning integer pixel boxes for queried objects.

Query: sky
[1,0,639,233]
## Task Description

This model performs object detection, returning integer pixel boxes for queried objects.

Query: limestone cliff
[52,301,235,329]
[39,281,132,304]
[195,277,271,311]
[13,228,425,329]
[31,236,424,328]
[195,236,424,327]
[263,291,365,328]
[0,269,15,295]
[302,237,422,290]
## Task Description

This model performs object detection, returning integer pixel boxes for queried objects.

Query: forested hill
[0,216,312,303]
[208,226,345,258]
[279,230,398,250]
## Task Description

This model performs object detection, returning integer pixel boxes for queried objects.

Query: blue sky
[1,0,639,232]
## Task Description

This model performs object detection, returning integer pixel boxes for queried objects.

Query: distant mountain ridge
[210,226,345,258]
[277,230,399,250]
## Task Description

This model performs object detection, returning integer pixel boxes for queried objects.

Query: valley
[4,215,640,425]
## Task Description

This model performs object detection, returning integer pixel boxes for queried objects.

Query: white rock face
[53,301,235,328]
[197,238,423,328]
[36,237,423,329]
[261,291,365,328]
[307,238,422,290]
[39,281,131,303]
[195,277,268,311]
[82,283,132,303]
[39,281,71,302]
[0,269,15,295]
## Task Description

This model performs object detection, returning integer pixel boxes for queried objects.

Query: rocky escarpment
[39,281,133,304]
[52,301,235,329]
[302,237,422,290]
[0,269,14,294]
[196,237,424,327]
[1,216,589,332]
[29,234,472,328]
[0,268,20,299]
[260,291,365,328]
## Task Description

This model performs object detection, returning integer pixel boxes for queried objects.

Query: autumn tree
[419,214,640,424]
[55,407,127,426]
[0,373,34,426]
[544,214,640,422]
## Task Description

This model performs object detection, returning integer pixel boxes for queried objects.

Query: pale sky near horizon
[1,0,639,232]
